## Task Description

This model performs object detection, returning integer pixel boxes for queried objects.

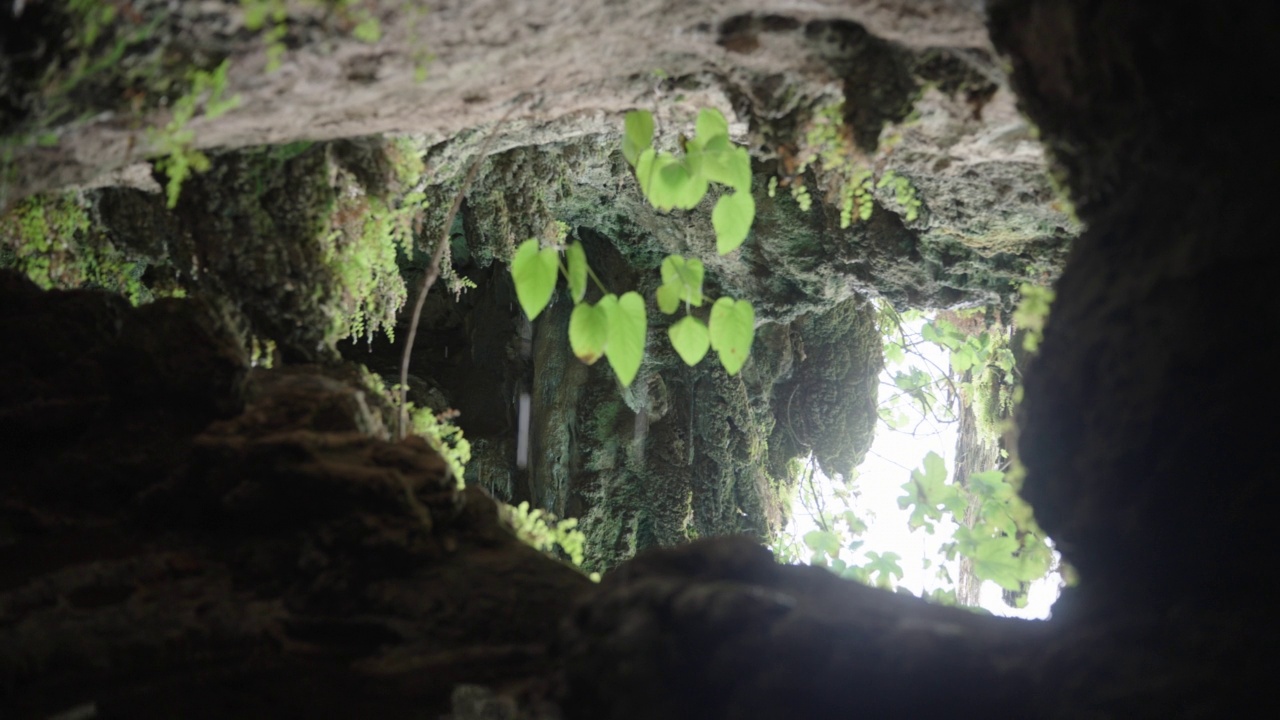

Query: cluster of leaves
[876,171,922,223]
[499,501,594,573]
[45,1,165,118]
[770,460,905,590]
[150,60,242,208]
[624,108,756,254]
[0,191,152,304]
[877,305,1016,436]
[359,369,471,489]
[897,451,1052,595]
[1013,282,1054,352]
[773,101,923,228]
[509,108,758,387]
[410,404,471,489]
[242,0,384,72]
[774,285,1061,607]
[359,369,590,577]
[322,148,428,345]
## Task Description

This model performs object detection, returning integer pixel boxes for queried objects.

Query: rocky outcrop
[0,271,589,718]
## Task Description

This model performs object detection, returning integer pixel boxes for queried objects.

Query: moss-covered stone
[0,189,166,304]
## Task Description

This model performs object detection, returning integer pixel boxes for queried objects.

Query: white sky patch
[784,317,1063,619]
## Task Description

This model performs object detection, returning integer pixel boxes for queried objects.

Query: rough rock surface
[0,272,589,718]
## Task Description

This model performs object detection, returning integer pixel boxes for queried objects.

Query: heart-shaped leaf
[700,137,752,193]
[654,159,707,210]
[712,191,755,254]
[695,108,729,142]
[569,301,609,365]
[659,255,705,307]
[511,239,559,320]
[623,110,654,167]
[656,283,681,314]
[565,241,588,303]
[604,291,646,387]
[635,147,657,192]
[668,315,709,366]
[708,297,755,375]
[641,153,695,211]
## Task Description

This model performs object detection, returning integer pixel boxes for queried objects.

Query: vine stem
[398,102,522,439]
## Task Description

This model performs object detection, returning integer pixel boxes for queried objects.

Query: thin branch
[398,102,523,439]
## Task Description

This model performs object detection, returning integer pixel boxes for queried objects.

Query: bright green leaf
[843,510,868,535]
[604,291,646,386]
[971,536,1023,590]
[708,297,755,375]
[884,341,906,365]
[623,111,655,166]
[660,255,705,307]
[511,239,559,320]
[865,551,904,587]
[569,301,609,365]
[635,147,657,193]
[695,108,729,142]
[970,470,1013,501]
[668,315,710,366]
[656,283,681,314]
[921,451,947,486]
[980,499,1018,536]
[803,530,841,557]
[699,137,753,192]
[712,191,755,254]
[643,154,708,211]
[566,241,588,303]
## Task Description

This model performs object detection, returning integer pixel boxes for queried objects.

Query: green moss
[320,177,421,344]
[151,61,242,207]
[771,298,882,480]
[971,362,1013,443]
[0,190,152,304]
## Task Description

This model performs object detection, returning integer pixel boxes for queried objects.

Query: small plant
[248,336,277,369]
[150,60,242,208]
[243,0,385,71]
[322,142,429,346]
[1013,282,1054,352]
[509,108,758,387]
[876,171,922,223]
[241,0,289,71]
[775,101,925,228]
[500,501,591,569]
[410,405,471,489]
[359,369,471,489]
